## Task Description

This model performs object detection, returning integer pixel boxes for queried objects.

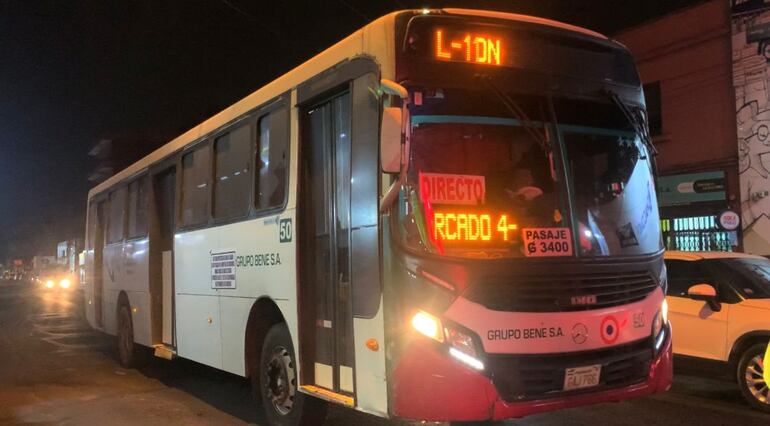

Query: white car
[664,251,770,412]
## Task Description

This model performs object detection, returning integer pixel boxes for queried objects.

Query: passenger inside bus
[505,168,543,202]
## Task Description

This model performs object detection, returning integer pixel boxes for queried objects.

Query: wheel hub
[745,354,770,405]
[265,345,296,415]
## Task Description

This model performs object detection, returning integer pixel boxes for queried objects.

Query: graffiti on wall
[733,7,770,253]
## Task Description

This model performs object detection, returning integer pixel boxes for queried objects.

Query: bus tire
[255,322,327,426]
[736,342,770,413]
[116,303,150,369]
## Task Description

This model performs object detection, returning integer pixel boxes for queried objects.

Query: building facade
[731,0,770,253]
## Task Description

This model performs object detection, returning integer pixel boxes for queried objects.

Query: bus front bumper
[392,326,672,422]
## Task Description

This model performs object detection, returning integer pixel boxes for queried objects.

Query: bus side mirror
[381,107,402,173]
[380,79,410,175]
[687,283,721,312]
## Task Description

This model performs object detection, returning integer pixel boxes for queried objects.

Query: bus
[83,8,672,425]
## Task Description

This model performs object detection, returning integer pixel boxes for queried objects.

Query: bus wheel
[736,342,770,413]
[116,304,150,368]
[256,323,327,426]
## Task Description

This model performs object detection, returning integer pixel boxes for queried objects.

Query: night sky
[0,0,704,260]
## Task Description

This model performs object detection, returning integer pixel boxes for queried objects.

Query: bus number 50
[279,218,292,243]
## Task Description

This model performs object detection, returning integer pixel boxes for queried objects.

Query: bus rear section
[382,10,672,422]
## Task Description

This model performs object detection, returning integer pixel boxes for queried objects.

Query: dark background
[0,0,705,259]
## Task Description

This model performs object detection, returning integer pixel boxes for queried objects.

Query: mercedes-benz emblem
[572,323,588,344]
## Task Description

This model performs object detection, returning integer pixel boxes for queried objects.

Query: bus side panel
[124,238,152,346]
[100,240,152,346]
[219,296,253,375]
[175,228,223,369]
[217,211,298,376]
[102,243,122,336]
[349,72,387,416]
[84,202,96,330]
[84,272,96,329]
[353,300,387,416]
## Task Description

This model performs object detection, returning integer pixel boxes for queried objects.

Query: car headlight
[59,279,71,289]
[45,280,54,289]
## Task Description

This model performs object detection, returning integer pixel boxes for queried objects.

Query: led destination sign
[432,211,518,243]
[403,17,640,86]
[434,29,503,65]
[431,211,574,257]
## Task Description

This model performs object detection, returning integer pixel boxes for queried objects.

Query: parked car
[664,251,770,412]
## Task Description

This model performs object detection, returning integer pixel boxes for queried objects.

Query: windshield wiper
[476,74,551,154]
[606,89,657,158]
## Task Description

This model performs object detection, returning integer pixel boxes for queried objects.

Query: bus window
[107,187,126,244]
[256,112,287,210]
[127,176,148,238]
[180,144,211,227]
[214,123,252,219]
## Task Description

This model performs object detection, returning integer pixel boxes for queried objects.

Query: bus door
[93,200,106,328]
[151,168,177,348]
[300,91,355,399]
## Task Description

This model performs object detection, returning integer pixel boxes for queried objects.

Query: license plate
[563,364,601,391]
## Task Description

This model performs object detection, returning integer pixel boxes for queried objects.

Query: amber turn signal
[365,338,379,351]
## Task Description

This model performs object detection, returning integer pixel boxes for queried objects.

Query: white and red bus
[83,9,672,425]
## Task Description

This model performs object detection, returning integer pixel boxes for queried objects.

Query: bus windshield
[396,89,662,259]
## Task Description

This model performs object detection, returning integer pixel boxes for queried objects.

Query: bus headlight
[445,326,485,371]
[445,327,478,358]
[59,279,71,289]
[45,280,55,289]
[449,347,485,371]
[411,310,444,342]
[411,310,485,371]
[652,299,669,351]
[658,264,668,293]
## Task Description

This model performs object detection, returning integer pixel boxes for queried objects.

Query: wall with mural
[732,2,770,253]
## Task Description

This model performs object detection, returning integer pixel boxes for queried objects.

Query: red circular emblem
[600,315,620,344]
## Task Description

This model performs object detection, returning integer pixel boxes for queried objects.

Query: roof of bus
[442,9,608,40]
[88,9,611,198]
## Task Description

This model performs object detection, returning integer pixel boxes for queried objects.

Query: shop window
[660,215,733,252]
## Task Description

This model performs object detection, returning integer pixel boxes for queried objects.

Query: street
[0,279,767,426]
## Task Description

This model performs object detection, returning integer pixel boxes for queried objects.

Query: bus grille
[486,338,653,402]
[463,270,657,312]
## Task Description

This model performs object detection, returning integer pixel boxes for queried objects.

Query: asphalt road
[0,279,768,426]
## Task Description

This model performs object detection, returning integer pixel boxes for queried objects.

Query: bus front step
[153,344,176,360]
